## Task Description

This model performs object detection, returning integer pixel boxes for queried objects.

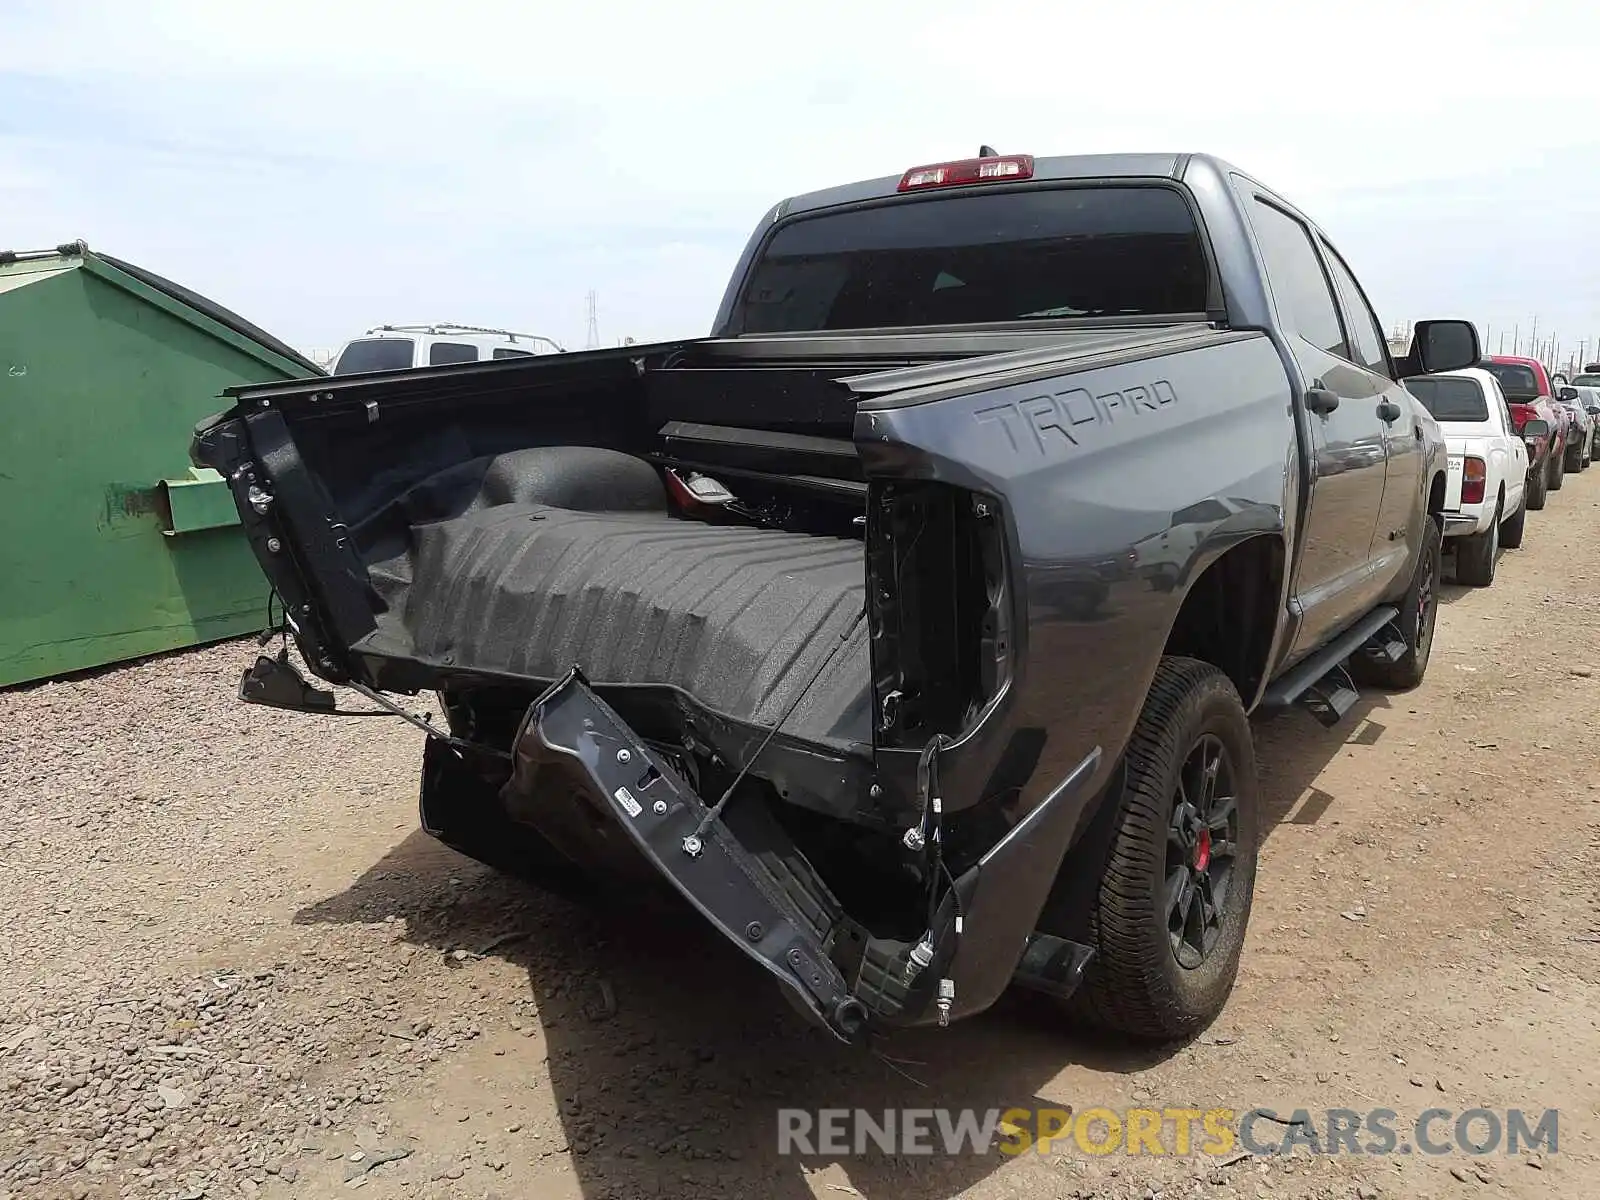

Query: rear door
[1244,196,1389,656]
[1318,236,1422,598]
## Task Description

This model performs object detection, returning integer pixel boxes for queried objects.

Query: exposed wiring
[685,605,867,846]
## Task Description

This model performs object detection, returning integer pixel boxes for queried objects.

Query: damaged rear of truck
[195,151,1449,1045]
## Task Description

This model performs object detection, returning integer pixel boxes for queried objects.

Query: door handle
[1377,400,1402,423]
[1306,386,1340,415]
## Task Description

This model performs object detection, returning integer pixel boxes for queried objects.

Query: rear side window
[736,185,1211,333]
[492,348,535,359]
[429,342,478,365]
[1404,376,1490,421]
[1248,200,1347,359]
[332,338,414,374]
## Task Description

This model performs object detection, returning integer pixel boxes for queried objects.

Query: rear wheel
[1067,657,1259,1041]
[1565,437,1584,473]
[1351,515,1441,690]
[1500,497,1527,549]
[1456,501,1499,587]
[1527,463,1549,511]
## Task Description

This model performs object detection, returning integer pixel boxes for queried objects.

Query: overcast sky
[5,0,1600,362]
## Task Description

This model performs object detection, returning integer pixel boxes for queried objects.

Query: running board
[1300,665,1359,728]
[1360,621,1408,665]
[1260,605,1399,721]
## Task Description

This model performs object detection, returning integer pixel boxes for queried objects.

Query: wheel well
[1428,471,1446,518]
[1161,535,1284,702]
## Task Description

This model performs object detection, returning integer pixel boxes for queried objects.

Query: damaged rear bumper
[508,668,873,1042]
[495,668,1101,1042]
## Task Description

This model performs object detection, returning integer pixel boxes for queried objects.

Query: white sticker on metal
[613,786,642,818]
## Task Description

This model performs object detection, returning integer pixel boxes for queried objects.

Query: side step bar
[1260,605,1399,726]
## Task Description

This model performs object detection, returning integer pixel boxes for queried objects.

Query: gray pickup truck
[194,150,1476,1046]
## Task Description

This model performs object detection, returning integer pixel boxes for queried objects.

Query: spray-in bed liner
[360,505,871,747]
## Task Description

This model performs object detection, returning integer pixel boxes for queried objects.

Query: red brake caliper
[1194,827,1212,873]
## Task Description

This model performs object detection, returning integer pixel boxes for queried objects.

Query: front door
[1319,237,1420,599]
[1244,196,1390,657]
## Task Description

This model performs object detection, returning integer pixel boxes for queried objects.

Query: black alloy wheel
[1165,734,1240,969]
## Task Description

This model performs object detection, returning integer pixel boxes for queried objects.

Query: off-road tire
[1456,500,1500,587]
[1067,657,1259,1041]
[1549,447,1566,491]
[1500,497,1527,549]
[1350,516,1441,690]
[1527,463,1548,511]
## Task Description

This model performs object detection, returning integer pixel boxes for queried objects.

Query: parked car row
[1403,357,1599,587]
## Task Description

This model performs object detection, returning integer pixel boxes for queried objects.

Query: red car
[1482,355,1567,509]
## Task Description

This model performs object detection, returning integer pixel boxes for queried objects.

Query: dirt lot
[4,478,1599,1200]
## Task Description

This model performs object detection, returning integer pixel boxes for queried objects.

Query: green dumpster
[0,241,322,688]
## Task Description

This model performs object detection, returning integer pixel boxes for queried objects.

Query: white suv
[330,324,565,374]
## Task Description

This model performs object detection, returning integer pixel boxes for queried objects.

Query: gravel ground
[4,477,1600,1200]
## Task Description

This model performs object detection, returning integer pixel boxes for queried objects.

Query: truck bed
[361,502,871,748]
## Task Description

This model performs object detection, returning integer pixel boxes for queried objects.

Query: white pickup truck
[1404,367,1529,586]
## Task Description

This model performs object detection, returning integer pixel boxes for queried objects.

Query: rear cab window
[1481,362,1540,400]
[332,338,415,374]
[1404,376,1489,422]
[733,185,1211,333]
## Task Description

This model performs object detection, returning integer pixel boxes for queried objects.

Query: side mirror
[1523,419,1550,441]
[1558,386,1580,402]
[1412,319,1481,374]
[1587,406,1600,417]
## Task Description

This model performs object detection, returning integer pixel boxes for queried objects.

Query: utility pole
[1513,324,1520,356]
[585,291,600,351]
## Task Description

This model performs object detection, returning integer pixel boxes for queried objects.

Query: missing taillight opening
[866,482,1011,745]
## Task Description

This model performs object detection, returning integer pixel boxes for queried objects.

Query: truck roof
[776,152,1218,219]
